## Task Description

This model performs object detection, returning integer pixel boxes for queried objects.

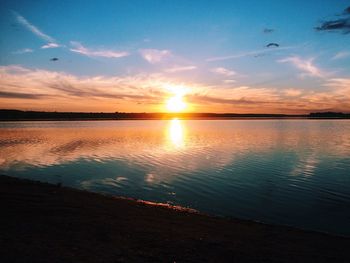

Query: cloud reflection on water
[0,120,349,183]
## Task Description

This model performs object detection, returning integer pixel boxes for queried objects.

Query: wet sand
[1,175,349,263]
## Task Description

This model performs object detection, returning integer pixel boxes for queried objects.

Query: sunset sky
[0,0,349,113]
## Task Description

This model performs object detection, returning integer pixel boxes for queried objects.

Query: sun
[166,95,187,112]
[164,84,188,112]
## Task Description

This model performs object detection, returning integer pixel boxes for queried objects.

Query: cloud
[278,56,325,78]
[164,65,197,73]
[211,67,236,77]
[0,65,173,111]
[325,78,350,92]
[190,82,350,114]
[13,48,33,54]
[13,11,56,43]
[206,45,297,62]
[0,91,43,99]
[1,65,349,114]
[69,41,129,58]
[41,43,60,49]
[315,18,350,34]
[344,7,350,15]
[187,86,282,110]
[223,79,236,84]
[332,51,350,60]
[315,6,350,34]
[188,94,271,106]
[139,49,171,64]
[283,89,302,97]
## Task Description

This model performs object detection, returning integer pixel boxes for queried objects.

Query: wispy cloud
[69,41,129,58]
[188,94,270,106]
[0,91,43,99]
[139,49,171,64]
[283,89,302,97]
[13,11,56,43]
[211,67,236,77]
[332,51,350,60]
[325,78,350,91]
[0,65,165,111]
[223,79,236,84]
[164,65,197,73]
[13,48,33,54]
[206,46,297,62]
[41,43,60,49]
[1,65,349,114]
[278,56,325,78]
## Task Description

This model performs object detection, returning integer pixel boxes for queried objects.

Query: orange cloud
[0,65,349,113]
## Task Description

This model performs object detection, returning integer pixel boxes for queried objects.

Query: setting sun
[164,84,188,112]
[166,95,187,112]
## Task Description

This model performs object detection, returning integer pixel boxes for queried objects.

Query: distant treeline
[0,109,348,121]
[308,112,350,118]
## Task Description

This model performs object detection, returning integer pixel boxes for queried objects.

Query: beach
[1,175,349,263]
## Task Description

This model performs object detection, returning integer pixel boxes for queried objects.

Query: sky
[0,0,349,113]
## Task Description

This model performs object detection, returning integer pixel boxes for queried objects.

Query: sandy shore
[1,175,349,263]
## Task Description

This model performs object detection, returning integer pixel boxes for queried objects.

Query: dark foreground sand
[1,176,349,263]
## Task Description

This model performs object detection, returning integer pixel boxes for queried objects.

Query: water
[1,119,350,236]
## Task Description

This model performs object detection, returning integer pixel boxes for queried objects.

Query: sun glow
[164,84,188,112]
[166,95,187,112]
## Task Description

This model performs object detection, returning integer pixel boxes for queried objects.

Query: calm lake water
[1,119,350,236]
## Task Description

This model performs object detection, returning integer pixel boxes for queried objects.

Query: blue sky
[0,0,349,113]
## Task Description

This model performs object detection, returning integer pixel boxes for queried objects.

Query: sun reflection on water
[168,118,185,148]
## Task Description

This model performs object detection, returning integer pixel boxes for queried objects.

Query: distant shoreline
[1,175,350,262]
[1,117,350,122]
[1,109,349,121]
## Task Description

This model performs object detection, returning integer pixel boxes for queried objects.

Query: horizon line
[1,109,350,116]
